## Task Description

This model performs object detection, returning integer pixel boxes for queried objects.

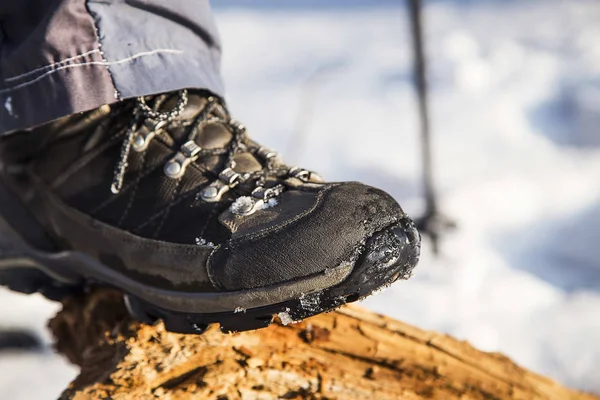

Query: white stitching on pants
[85,0,120,100]
[0,49,184,94]
[5,49,101,82]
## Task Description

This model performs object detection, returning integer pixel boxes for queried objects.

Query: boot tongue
[196,122,231,149]
[232,152,263,173]
[161,92,264,175]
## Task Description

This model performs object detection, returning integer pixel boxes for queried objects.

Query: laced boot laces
[110,90,323,216]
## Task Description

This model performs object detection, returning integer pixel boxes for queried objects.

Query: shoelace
[110,90,321,216]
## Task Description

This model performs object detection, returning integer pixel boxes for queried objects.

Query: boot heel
[0,229,81,301]
[0,177,80,300]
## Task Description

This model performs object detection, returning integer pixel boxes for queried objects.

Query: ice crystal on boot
[262,197,279,210]
[300,292,321,312]
[277,307,297,325]
[231,196,256,215]
[195,237,215,247]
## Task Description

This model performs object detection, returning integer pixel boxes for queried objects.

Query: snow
[1,0,599,397]
[277,308,297,326]
[0,292,77,399]
[218,0,600,392]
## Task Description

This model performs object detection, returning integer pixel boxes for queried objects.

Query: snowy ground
[1,0,600,398]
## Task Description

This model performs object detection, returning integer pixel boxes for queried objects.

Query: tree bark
[50,289,597,400]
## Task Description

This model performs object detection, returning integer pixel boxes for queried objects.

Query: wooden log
[50,289,597,400]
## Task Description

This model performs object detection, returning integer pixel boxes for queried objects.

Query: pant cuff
[0,0,224,135]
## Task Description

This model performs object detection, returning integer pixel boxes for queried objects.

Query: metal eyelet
[199,167,246,203]
[164,141,202,179]
[220,167,245,186]
[251,184,284,201]
[229,119,246,132]
[230,184,285,216]
[288,166,324,183]
[199,180,229,202]
[256,146,280,162]
[131,119,167,152]
[230,196,264,216]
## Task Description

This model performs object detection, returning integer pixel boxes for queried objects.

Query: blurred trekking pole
[408,0,454,254]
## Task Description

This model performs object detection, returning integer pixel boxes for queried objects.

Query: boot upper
[1,91,408,293]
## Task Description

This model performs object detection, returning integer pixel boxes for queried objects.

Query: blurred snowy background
[1,0,600,398]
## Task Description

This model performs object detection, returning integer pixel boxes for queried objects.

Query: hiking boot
[0,90,420,333]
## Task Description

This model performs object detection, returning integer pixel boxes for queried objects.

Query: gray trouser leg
[0,0,224,135]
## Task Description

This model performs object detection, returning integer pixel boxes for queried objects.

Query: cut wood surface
[50,289,597,400]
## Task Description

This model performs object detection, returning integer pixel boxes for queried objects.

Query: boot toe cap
[208,182,419,292]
